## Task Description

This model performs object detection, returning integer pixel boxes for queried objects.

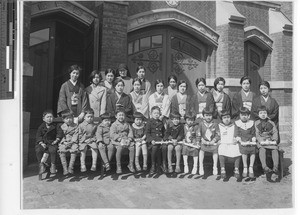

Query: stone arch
[128,8,219,47]
[244,26,273,52]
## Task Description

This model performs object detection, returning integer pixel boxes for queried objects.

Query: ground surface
[23,144,293,209]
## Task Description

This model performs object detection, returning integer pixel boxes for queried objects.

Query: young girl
[130,78,149,118]
[192,78,215,120]
[182,112,200,174]
[106,79,134,122]
[101,68,116,95]
[198,107,220,176]
[58,110,79,175]
[85,70,107,117]
[232,76,256,120]
[218,110,241,179]
[164,112,184,173]
[211,77,231,120]
[235,107,257,178]
[163,75,178,100]
[96,112,115,172]
[170,80,195,121]
[136,65,151,96]
[148,80,170,120]
[77,108,98,172]
[132,112,147,171]
[146,106,167,174]
[110,108,135,174]
[116,63,133,94]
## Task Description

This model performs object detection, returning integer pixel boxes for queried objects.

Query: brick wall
[99,2,128,70]
[234,1,269,34]
[128,1,216,30]
[282,31,293,81]
[279,1,293,22]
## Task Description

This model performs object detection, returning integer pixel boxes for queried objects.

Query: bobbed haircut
[177,80,188,90]
[136,65,146,73]
[154,79,164,88]
[195,77,206,86]
[239,107,250,115]
[42,109,54,118]
[68,64,82,75]
[213,77,226,90]
[105,68,116,76]
[167,75,178,84]
[89,70,102,84]
[84,108,94,115]
[113,78,125,88]
[257,105,268,113]
[240,76,252,85]
[259,81,270,89]
[151,105,161,113]
[132,77,142,85]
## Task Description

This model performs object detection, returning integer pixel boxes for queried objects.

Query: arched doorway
[127,25,208,94]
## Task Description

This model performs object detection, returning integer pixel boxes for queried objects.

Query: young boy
[198,107,220,176]
[96,112,115,172]
[235,107,257,178]
[36,110,63,174]
[218,110,241,179]
[77,108,98,172]
[255,105,279,175]
[146,106,167,174]
[58,110,79,175]
[164,112,184,173]
[182,112,200,174]
[110,108,135,174]
[132,112,147,171]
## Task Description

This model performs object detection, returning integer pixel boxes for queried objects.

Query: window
[30,28,50,46]
[171,37,201,61]
[128,35,163,55]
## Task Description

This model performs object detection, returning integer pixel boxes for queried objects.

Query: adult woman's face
[70,70,80,82]
[156,83,164,94]
[106,72,114,83]
[197,81,206,93]
[115,81,124,93]
[92,74,100,85]
[119,69,127,78]
[241,79,251,92]
[137,69,145,79]
[169,78,177,89]
[216,81,224,92]
[260,85,269,97]
[178,83,187,94]
[133,81,141,92]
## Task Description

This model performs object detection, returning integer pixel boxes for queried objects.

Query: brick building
[21,1,293,166]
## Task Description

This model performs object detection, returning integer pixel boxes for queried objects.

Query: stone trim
[128,8,219,47]
[268,81,293,89]
[244,26,273,51]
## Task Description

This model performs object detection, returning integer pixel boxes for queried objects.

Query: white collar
[262,95,269,102]
[70,79,77,86]
[235,119,254,130]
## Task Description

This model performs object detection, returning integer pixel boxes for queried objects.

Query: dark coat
[164,123,184,141]
[231,90,256,120]
[170,94,195,116]
[146,118,165,143]
[36,122,63,145]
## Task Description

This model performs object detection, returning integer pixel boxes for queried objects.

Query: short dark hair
[117,63,131,78]
[89,70,102,84]
[154,79,164,88]
[136,65,146,73]
[177,80,188,90]
[240,76,251,85]
[213,77,226,90]
[195,77,206,86]
[257,105,268,113]
[68,64,82,75]
[151,106,161,113]
[113,78,125,87]
[84,108,94,115]
[168,75,177,84]
[259,81,270,89]
[239,107,250,115]
[116,107,126,115]
[185,111,196,120]
[133,111,144,119]
[220,110,231,118]
[42,109,54,118]
[100,112,112,120]
[132,77,142,85]
[105,68,116,76]
[61,110,74,119]
[170,112,181,119]
[202,107,213,115]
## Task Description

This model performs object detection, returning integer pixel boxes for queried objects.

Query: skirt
[239,145,257,155]
[182,145,199,156]
[218,143,241,157]
[58,143,78,153]
[200,144,218,153]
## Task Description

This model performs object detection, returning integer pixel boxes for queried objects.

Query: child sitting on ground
[182,112,200,174]
[218,110,242,179]
[132,112,148,171]
[255,105,279,175]
[198,107,220,176]
[36,110,63,174]
[164,112,184,173]
[96,112,115,172]
[146,106,167,174]
[77,108,98,172]
[110,108,135,174]
[58,110,79,175]
[235,107,257,178]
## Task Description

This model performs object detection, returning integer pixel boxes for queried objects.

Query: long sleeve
[110,123,120,141]
[35,124,45,144]
[145,122,153,143]
[206,92,215,112]
[163,126,172,141]
[212,123,221,143]
[162,95,170,117]
[177,124,185,141]
[80,89,89,114]
[231,93,241,120]
[100,89,107,116]
[223,93,232,115]
[269,99,279,125]
[254,120,264,143]
[96,126,103,143]
[128,124,134,139]
[106,94,116,116]
[57,83,68,114]
[270,121,279,142]
[55,124,64,140]
[170,96,179,114]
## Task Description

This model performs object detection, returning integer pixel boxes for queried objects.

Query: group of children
[36,101,279,180]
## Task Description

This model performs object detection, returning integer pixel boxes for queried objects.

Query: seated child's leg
[35,144,47,163]
[167,144,174,170]
[128,145,135,172]
[234,156,241,178]
[141,144,148,170]
[183,155,188,171]
[90,147,98,171]
[80,146,87,172]
[242,154,248,177]
[192,155,199,174]
[259,147,268,169]
[272,149,279,171]
[107,144,115,162]
[161,144,167,168]
[59,152,68,175]
[98,143,109,165]
[199,150,205,175]
[212,153,218,175]
[151,145,158,167]
[135,145,142,171]
[219,155,226,178]
[249,153,255,177]
[48,144,58,173]
[68,152,77,174]
[175,145,182,172]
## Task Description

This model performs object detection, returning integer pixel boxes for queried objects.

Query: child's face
[258,110,268,120]
[106,72,114,83]
[137,69,145,79]
[102,118,111,127]
[240,113,249,122]
[63,116,74,125]
[84,113,94,124]
[133,81,141,92]
[186,118,194,126]
[43,113,53,125]
[216,81,224,92]
[119,69,127,77]
[116,112,125,122]
[70,70,79,82]
[169,78,177,89]
[115,82,124,93]
[134,117,143,126]
[260,85,269,97]
[203,113,212,122]
[92,74,100,85]
[178,83,187,94]
[156,83,164,94]
[241,80,250,92]
[172,117,180,125]
[152,109,161,119]
[222,115,231,125]
[197,81,206,93]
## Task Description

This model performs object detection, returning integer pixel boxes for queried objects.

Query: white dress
[218,123,241,157]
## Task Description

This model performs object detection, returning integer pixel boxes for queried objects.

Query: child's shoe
[191,166,198,175]
[104,162,111,171]
[175,166,181,173]
[50,164,57,174]
[249,166,254,178]
[127,164,135,173]
[90,165,97,171]
[168,165,173,173]
[143,165,148,171]
[184,165,189,174]
[242,167,248,178]
[199,165,204,176]
[39,163,46,174]
[234,168,240,179]
[135,162,141,172]
[161,162,167,173]
[81,165,87,172]
[220,168,226,179]
[149,164,155,174]
[213,167,218,176]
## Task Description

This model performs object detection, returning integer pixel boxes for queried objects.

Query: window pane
[171,37,201,61]
[128,42,133,55]
[30,28,50,46]
[140,37,151,51]
[152,35,162,48]
[134,40,139,53]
